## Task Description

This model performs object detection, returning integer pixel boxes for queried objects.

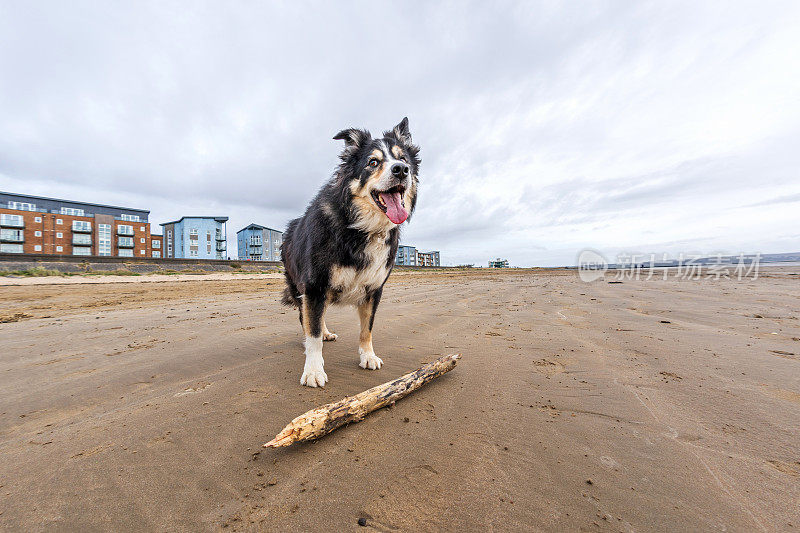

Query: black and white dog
[281,118,420,387]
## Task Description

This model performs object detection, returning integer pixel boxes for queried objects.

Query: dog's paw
[301,367,328,387]
[358,348,383,370]
[323,332,338,342]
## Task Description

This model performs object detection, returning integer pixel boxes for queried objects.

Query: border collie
[280,118,420,387]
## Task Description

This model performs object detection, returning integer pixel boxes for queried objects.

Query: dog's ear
[333,128,370,149]
[392,117,411,143]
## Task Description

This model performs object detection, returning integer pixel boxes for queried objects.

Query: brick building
[417,250,440,267]
[395,245,441,267]
[0,191,162,258]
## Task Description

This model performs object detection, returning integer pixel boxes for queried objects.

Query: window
[120,214,139,221]
[1,214,24,227]
[61,207,85,216]
[56,232,63,238]
[139,237,145,243]
[73,234,92,245]
[8,201,36,211]
[35,230,42,237]
[152,251,161,258]
[35,216,42,223]
[56,245,63,252]
[140,249,145,255]
[118,249,133,257]
[72,247,91,256]
[0,229,24,241]
[34,244,42,251]
[207,231,211,242]
[98,224,111,256]
[0,243,24,253]
[56,219,63,225]
[72,220,92,232]
[117,224,134,235]
[118,236,134,247]
[189,228,198,239]
[152,240,160,249]
[190,249,198,256]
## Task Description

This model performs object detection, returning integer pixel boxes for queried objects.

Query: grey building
[236,223,283,261]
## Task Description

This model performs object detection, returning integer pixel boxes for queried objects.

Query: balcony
[0,215,24,228]
[72,221,92,233]
[216,231,225,241]
[249,238,262,247]
[216,241,227,252]
[72,234,92,246]
[249,246,262,254]
[0,229,24,242]
[118,236,134,248]
[117,226,134,236]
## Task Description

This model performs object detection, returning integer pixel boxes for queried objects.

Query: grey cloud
[1,1,799,265]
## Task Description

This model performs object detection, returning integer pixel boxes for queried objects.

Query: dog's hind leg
[300,292,328,387]
[357,290,383,370]
[322,319,338,342]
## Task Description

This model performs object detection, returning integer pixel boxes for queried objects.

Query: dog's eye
[368,158,379,167]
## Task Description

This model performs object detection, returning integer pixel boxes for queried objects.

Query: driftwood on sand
[264,353,461,447]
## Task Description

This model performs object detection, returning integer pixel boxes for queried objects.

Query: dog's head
[333,118,420,233]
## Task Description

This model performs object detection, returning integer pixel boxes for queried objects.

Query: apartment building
[417,250,441,267]
[396,245,417,266]
[236,224,283,261]
[0,191,157,257]
[150,234,163,258]
[160,216,228,259]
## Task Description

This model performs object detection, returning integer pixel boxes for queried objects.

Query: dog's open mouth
[371,185,408,224]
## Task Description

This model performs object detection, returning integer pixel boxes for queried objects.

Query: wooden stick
[264,353,461,447]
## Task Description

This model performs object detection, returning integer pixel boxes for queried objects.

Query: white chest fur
[329,235,391,305]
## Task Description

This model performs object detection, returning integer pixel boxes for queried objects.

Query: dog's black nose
[391,163,410,177]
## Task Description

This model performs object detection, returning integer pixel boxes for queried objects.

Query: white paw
[358,348,383,370]
[301,367,328,387]
[323,332,338,341]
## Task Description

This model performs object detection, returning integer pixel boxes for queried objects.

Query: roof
[160,216,229,226]
[236,223,283,234]
[0,190,149,214]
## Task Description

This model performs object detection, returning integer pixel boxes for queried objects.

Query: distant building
[396,245,440,266]
[417,250,440,267]
[0,191,158,258]
[236,223,283,261]
[488,258,509,268]
[150,234,163,258]
[396,245,417,266]
[160,216,228,259]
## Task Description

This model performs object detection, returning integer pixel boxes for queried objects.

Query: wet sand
[1,268,798,531]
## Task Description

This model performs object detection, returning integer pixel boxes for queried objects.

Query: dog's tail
[281,285,300,307]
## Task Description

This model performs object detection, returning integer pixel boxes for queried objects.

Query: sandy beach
[1,268,798,531]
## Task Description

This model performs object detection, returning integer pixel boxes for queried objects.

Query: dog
[280,118,420,387]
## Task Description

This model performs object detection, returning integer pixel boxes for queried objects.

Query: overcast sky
[1,1,799,266]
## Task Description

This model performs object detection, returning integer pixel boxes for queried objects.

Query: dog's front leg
[357,291,383,370]
[300,293,328,387]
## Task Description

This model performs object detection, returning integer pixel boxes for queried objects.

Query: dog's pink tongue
[380,191,408,224]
